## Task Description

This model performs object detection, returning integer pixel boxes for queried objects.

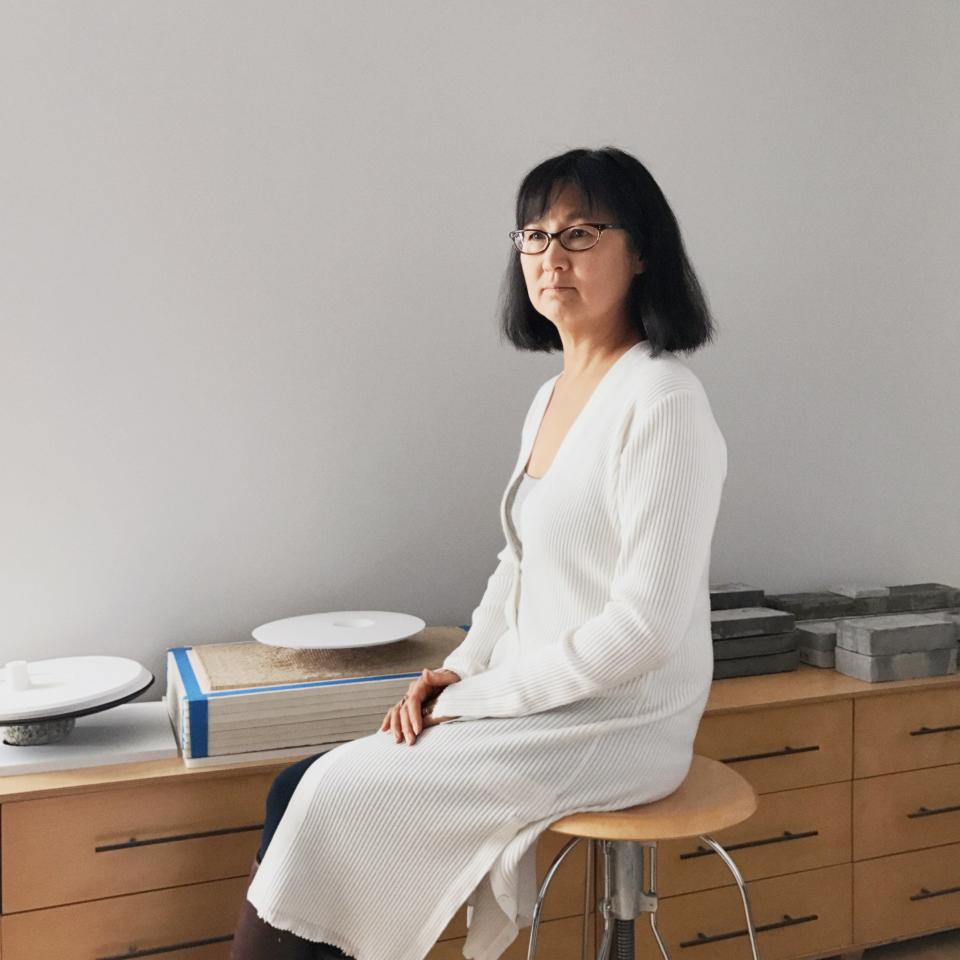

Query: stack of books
[164,626,464,766]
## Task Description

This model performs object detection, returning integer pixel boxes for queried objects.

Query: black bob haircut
[499,146,716,358]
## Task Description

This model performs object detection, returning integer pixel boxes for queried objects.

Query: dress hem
[246,817,526,960]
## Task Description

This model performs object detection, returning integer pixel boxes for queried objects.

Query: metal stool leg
[698,834,762,960]
[582,838,595,960]
[595,839,668,960]
[647,842,671,959]
[526,836,582,960]
[595,839,614,960]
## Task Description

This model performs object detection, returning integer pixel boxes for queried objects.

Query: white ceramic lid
[0,656,153,723]
[252,610,426,650]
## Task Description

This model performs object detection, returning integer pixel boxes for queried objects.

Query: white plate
[252,611,426,650]
[0,656,153,723]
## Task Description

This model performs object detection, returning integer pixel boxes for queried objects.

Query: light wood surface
[853,763,960,860]
[1,876,248,960]
[2,769,274,912]
[548,755,757,841]
[853,841,960,945]
[0,751,297,802]
[654,779,851,897]
[694,698,853,793]
[634,862,853,960]
[853,686,960,778]
[704,662,960,714]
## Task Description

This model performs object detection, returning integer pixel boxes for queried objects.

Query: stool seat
[547,755,757,842]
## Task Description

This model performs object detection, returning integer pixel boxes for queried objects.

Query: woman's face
[518,184,645,333]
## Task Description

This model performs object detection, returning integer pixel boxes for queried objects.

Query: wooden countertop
[1,664,958,802]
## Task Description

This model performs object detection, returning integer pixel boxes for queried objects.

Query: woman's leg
[257,752,327,864]
[231,753,355,959]
[230,855,319,960]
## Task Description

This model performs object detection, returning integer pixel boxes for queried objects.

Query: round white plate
[0,656,153,723]
[252,610,426,650]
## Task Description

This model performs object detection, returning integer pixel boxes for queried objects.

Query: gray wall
[2,1,958,698]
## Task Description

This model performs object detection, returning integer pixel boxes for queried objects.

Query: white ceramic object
[252,611,427,650]
[0,656,153,724]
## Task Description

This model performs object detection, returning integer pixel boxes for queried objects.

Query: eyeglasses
[508,222,624,255]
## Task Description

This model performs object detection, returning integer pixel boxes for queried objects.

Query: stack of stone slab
[764,582,960,620]
[795,622,839,668]
[832,612,958,682]
[709,583,799,679]
[767,583,960,677]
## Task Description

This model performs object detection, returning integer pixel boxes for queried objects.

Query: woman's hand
[379,667,461,745]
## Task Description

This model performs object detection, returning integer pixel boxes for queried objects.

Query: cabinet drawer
[1,875,246,959]
[437,828,592,940]
[635,862,852,960]
[655,780,851,896]
[855,687,960,778]
[854,840,960,944]
[694,700,852,793]
[1,770,276,912]
[429,914,594,960]
[854,763,960,860]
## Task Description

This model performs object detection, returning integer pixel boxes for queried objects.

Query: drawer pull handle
[911,884,960,901]
[679,912,818,947]
[97,933,233,959]
[907,802,960,819]
[680,829,819,859]
[720,744,819,764]
[96,823,264,852]
[910,722,960,736]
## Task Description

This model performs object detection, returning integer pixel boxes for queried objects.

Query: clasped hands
[379,667,461,745]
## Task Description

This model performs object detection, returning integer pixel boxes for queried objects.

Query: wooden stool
[527,755,762,960]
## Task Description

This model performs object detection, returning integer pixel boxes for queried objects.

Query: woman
[230,145,727,960]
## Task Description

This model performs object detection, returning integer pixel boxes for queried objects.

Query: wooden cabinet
[0,761,595,959]
[1,876,248,960]
[854,686,960,778]
[853,841,960,945]
[653,780,851,898]
[2,770,274,912]
[693,699,853,794]
[2,666,959,959]
[853,764,960,859]
[634,862,853,960]
[632,667,960,960]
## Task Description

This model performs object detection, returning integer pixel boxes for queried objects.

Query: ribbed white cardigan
[433,338,727,722]
[245,339,728,960]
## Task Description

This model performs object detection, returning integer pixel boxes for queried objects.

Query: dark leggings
[256,752,352,960]
[256,751,326,865]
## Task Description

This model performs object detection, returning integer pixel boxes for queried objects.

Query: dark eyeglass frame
[508,222,625,254]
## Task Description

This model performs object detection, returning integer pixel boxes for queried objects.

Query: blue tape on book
[171,647,209,758]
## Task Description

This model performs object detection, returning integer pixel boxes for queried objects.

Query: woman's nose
[541,239,570,270]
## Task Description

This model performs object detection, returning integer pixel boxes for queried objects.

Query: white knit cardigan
[433,338,728,721]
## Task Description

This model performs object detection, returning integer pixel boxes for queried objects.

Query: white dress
[246,340,728,960]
